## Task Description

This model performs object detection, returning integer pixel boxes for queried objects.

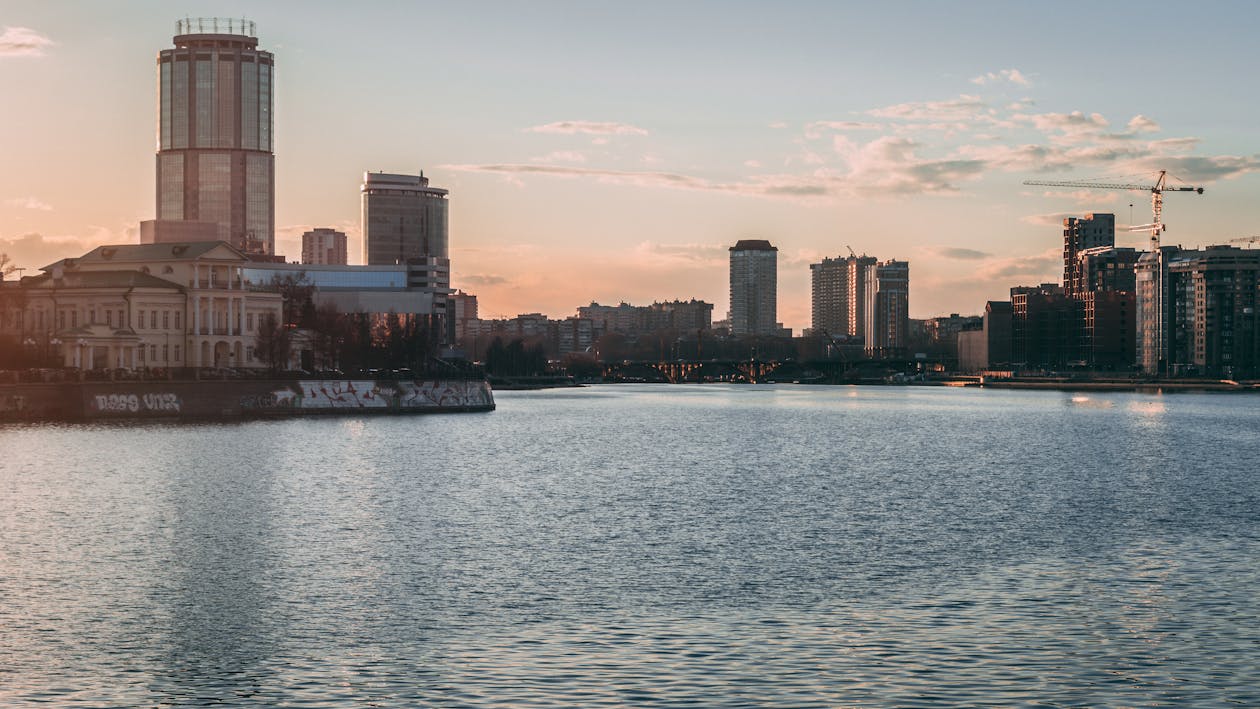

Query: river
[2,384,1258,706]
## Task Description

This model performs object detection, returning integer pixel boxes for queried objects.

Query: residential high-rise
[361,172,449,266]
[155,18,275,255]
[1063,213,1115,298]
[810,253,876,337]
[301,228,348,265]
[863,260,909,353]
[1140,245,1260,376]
[729,240,778,337]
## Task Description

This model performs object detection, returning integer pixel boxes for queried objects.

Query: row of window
[138,344,182,363]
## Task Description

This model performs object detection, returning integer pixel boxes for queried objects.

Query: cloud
[633,241,728,266]
[1126,115,1160,134]
[768,121,788,129]
[5,196,52,210]
[459,273,510,286]
[1040,190,1120,206]
[0,232,99,270]
[929,246,992,260]
[805,120,882,138]
[970,69,1031,87]
[867,94,987,122]
[743,159,762,168]
[975,247,1061,280]
[442,162,836,201]
[531,150,587,164]
[0,26,53,57]
[525,121,648,136]
[837,136,988,195]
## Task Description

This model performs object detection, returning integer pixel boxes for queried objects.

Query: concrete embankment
[0,378,494,422]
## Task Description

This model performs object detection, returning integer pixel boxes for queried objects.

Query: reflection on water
[2,385,1259,706]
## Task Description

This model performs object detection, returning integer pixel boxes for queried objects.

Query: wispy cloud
[525,121,648,136]
[867,94,987,122]
[970,69,1031,87]
[633,241,728,266]
[531,150,587,163]
[459,273,510,286]
[0,26,53,57]
[929,246,992,260]
[5,196,52,210]
[975,247,1061,280]
[442,163,834,200]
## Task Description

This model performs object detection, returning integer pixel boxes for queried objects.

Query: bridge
[601,358,926,384]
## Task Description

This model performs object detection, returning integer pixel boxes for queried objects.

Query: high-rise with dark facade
[361,172,449,266]
[863,260,909,354]
[1063,213,1115,298]
[810,253,876,337]
[729,240,778,336]
[155,18,274,255]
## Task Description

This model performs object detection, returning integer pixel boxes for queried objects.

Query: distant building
[863,260,909,354]
[1139,245,1260,376]
[156,18,275,255]
[1063,214,1115,298]
[810,253,876,338]
[1011,283,1080,369]
[959,301,1014,372]
[579,302,643,334]
[301,228,348,265]
[361,171,449,267]
[451,290,478,340]
[644,299,714,332]
[729,239,778,336]
[140,219,224,245]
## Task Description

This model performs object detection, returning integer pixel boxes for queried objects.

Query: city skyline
[2,2,1259,331]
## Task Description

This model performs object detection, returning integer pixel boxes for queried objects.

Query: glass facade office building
[361,172,449,266]
[156,18,274,255]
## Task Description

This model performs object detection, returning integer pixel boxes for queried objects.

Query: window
[71,311,78,328]
[163,311,169,329]
[174,345,181,361]
[118,310,124,327]
[59,311,66,329]
[162,345,169,362]
[150,345,157,360]
[139,346,145,362]
[247,312,254,331]
[175,311,181,330]
[105,310,112,326]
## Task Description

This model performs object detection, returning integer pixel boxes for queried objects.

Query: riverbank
[938,376,1260,393]
[0,378,494,422]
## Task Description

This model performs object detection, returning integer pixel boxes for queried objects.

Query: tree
[266,272,315,327]
[253,312,291,373]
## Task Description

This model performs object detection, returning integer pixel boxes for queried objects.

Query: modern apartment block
[863,260,909,354]
[729,240,778,337]
[155,18,275,255]
[1063,213,1115,298]
[1138,245,1260,376]
[301,228,348,265]
[809,254,876,337]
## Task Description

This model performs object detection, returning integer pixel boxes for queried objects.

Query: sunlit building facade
[155,18,275,255]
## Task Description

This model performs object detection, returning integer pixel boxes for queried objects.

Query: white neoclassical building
[2,242,283,370]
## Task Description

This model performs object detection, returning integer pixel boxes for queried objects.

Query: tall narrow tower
[155,18,274,255]
[729,239,778,337]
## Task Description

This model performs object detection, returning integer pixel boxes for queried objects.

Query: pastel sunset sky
[2,1,1258,330]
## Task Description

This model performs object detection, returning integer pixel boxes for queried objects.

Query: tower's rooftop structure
[173,17,258,48]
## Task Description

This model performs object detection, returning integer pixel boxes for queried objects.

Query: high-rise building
[729,240,778,337]
[1139,245,1260,376]
[810,254,876,337]
[1063,214,1115,298]
[301,228,348,265]
[155,18,275,255]
[863,260,909,353]
[361,172,449,266]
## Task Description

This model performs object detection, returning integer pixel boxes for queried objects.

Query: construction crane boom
[1023,169,1204,251]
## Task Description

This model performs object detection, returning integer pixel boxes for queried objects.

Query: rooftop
[730,239,777,252]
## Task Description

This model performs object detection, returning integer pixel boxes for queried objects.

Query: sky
[2,1,1258,330]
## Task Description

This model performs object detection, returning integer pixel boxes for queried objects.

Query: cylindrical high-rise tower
[156,18,274,255]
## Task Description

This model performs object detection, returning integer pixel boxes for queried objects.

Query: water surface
[2,385,1258,706]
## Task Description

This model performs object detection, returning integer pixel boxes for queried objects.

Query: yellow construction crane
[1024,170,1204,252]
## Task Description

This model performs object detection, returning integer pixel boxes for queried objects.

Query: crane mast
[1022,170,1205,376]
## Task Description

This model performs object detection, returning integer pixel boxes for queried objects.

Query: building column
[239,297,246,336]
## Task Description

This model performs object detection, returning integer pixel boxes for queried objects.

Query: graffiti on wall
[89,392,182,414]
[398,380,493,409]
